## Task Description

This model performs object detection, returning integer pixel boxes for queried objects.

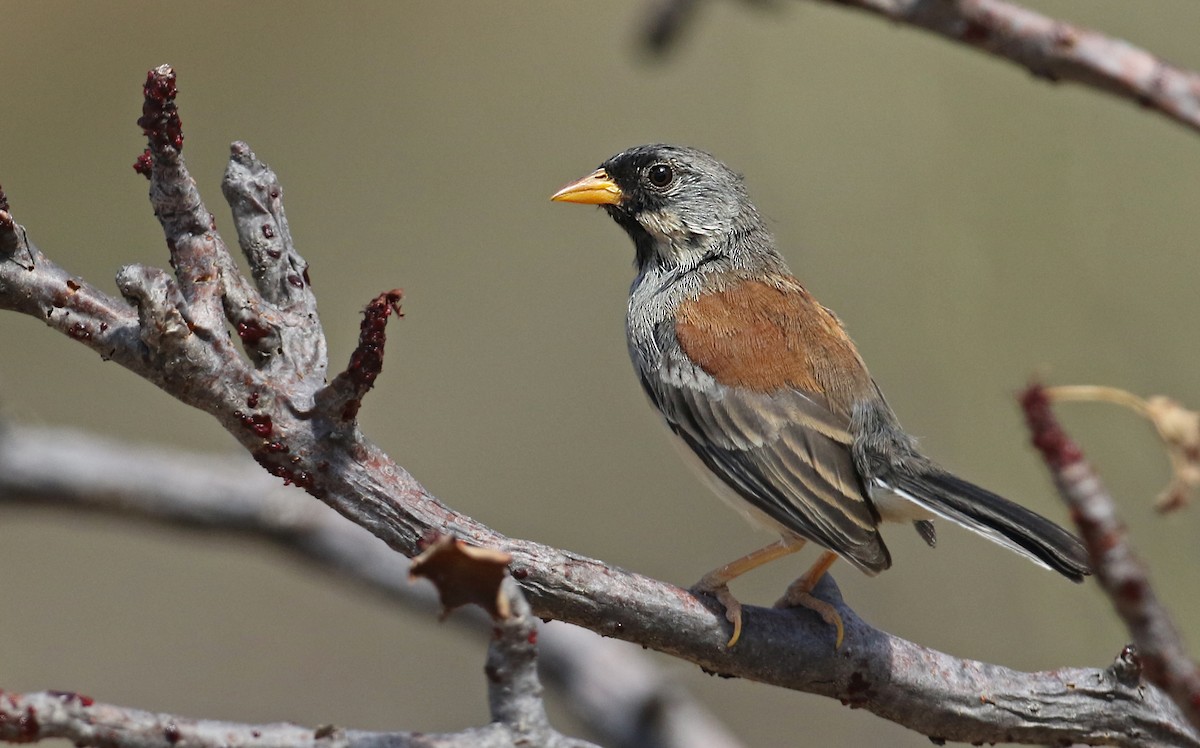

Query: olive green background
[2,2,1199,746]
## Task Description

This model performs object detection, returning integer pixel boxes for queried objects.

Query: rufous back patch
[674,276,873,415]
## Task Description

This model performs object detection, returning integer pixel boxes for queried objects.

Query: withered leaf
[410,535,514,620]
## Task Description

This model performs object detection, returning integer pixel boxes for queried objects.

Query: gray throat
[625,223,783,378]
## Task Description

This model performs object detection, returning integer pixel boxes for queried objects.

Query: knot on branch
[1111,644,1144,687]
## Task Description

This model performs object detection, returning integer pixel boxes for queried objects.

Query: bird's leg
[775,550,844,649]
[691,536,807,647]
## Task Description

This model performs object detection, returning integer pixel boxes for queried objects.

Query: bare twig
[1022,383,1200,734]
[406,537,597,748]
[643,0,1200,136]
[0,66,1196,746]
[487,575,556,737]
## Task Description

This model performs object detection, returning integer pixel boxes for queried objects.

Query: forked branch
[0,65,1195,747]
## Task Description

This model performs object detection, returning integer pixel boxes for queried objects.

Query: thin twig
[1022,383,1200,734]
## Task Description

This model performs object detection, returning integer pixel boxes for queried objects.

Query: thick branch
[644,0,1200,135]
[0,67,1196,746]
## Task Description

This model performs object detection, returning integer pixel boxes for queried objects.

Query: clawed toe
[687,538,813,649]
[691,582,744,648]
[770,550,845,648]
[776,588,845,649]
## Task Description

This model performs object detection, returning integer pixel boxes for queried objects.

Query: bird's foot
[691,581,744,648]
[775,551,845,649]
[775,589,844,649]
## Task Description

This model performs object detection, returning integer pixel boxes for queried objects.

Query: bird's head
[551,144,775,274]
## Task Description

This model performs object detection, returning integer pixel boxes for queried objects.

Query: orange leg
[692,537,807,647]
[775,550,845,649]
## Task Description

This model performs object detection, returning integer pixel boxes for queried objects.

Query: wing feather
[644,357,890,574]
[636,275,893,573]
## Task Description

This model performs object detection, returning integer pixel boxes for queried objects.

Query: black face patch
[602,147,679,225]
[597,144,744,273]
[604,203,657,270]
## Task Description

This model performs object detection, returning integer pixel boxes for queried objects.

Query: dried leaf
[1146,396,1200,458]
[410,535,513,620]
[1047,385,1200,512]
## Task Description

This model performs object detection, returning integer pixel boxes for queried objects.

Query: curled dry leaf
[1045,385,1200,512]
[1144,396,1200,512]
[409,535,514,620]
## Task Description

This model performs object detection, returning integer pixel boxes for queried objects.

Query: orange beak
[549,168,622,205]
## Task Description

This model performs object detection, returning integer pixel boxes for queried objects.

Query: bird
[550,144,1090,648]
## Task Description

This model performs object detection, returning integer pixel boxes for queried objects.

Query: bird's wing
[645,275,891,574]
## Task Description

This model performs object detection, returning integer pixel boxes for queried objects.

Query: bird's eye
[647,163,674,188]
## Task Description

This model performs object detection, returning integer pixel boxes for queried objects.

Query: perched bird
[551,144,1090,648]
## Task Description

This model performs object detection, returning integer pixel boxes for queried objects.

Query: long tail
[881,471,1091,582]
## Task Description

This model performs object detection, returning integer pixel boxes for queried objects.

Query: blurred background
[2,1,1199,745]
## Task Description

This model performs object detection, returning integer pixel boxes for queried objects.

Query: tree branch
[1,646,596,748]
[643,0,1200,136]
[0,450,595,748]
[0,688,507,748]
[0,65,1196,746]
[1022,383,1200,735]
[0,424,747,748]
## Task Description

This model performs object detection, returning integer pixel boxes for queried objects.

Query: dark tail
[886,471,1091,582]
